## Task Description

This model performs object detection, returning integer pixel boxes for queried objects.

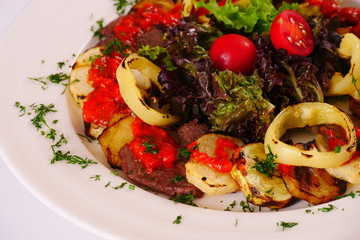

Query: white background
[0,1,103,239]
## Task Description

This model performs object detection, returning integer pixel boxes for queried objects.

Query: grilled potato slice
[326,156,360,184]
[98,114,135,168]
[69,47,102,108]
[185,133,243,195]
[280,165,347,205]
[230,143,292,209]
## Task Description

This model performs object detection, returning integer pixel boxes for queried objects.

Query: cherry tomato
[270,10,315,56]
[209,34,257,75]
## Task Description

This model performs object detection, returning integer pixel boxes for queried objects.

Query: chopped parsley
[111,169,120,176]
[113,182,128,189]
[176,148,191,159]
[15,101,97,169]
[252,145,277,178]
[47,72,70,84]
[334,146,341,153]
[142,137,159,154]
[240,195,254,212]
[14,101,29,117]
[77,133,94,143]
[277,221,298,231]
[170,193,197,207]
[90,175,101,181]
[29,72,70,93]
[318,204,337,212]
[101,38,132,56]
[335,190,360,199]
[91,18,105,40]
[173,215,182,224]
[113,0,140,15]
[51,150,97,169]
[171,175,183,183]
[224,200,237,211]
[57,61,68,69]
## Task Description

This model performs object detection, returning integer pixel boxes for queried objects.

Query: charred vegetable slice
[116,53,179,126]
[69,47,102,108]
[264,102,356,168]
[231,143,292,209]
[326,156,360,184]
[279,164,347,205]
[185,133,243,195]
[327,33,360,96]
[98,114,135,168]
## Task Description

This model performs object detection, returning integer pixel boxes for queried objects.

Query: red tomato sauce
[128,118,179,173]
[82,54,130,127]
[188,138,238,173]
[113,3,183,48]
[82,3,183,127]
[318,125,347,151]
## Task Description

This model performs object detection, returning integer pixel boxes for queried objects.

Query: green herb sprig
[277,221,298,231]
[252,145,277,178]
[170,193,197,207]
[15,101,97,169]
[113,0,140,15]
[173,215,182,224]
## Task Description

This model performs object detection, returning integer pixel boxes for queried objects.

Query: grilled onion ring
[264,102,356,168]
[116,53,179,126]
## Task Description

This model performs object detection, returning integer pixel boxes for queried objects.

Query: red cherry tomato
[209,34,257,75]
[270,10,315,56]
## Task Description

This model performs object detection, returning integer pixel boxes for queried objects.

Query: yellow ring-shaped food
[264,102,356,168]
[326,33,360,96]
[116,53,179,126]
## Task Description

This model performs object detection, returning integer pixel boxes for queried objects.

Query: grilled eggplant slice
[185,133,243,195]
[230,143,292,209]
[98,114,135,168]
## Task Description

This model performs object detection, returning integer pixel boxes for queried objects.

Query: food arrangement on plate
[69,0,360,210]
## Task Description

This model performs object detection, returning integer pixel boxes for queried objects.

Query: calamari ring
[116,53,179,126]
[264,102,356,168]
[326,33,360,96]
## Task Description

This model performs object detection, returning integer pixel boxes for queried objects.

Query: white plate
[1,0,360,239]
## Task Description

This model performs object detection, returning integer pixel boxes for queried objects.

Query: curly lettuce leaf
[194,0,297,33]
[209,71,274,142]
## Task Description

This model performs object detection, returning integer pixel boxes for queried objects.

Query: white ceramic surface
[1,0,360,239]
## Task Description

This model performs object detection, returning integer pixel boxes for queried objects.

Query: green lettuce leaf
[209,70,275,142]
[194,0,297,33]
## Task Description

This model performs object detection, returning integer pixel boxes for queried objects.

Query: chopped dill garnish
[277,221,298,231]
[170,193,198,207]
[91,18,105,40]
[224,200,237,211]
[77,133,94,143]
[113,0,140,15]
[113,182,128,189]
[252,145,277,178]
[51,150,97,169]
[173,215,182,224]
[101,38,132,56]
[240,195,254,212]
[90,175,101,181]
